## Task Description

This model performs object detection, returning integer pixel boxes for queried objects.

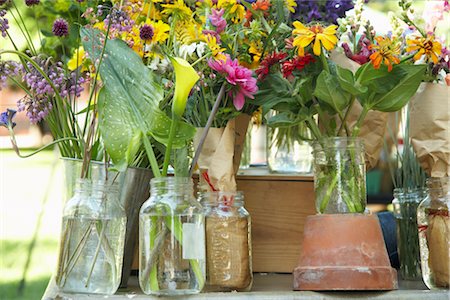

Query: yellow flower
[369,36,401,72]
[148,20,171,44]
[292,21,338,56]
[217,0,245,23]
[205,34,226,61]
[285,0,297,13]
[406,35,442,64]
[68,47,86,71]
[170,57,200,117]
[162,0,193,21]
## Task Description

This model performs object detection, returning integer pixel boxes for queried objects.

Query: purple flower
[139,24,154,41]
[17,94,53,124]
[208,55,258,110]
[209,8,226,33]
[0,60,20,90]
[0,9,8,38]
[104,8,134,33]
[17,57,85,123]
[25,0,40,6]
[0,108,16,128]
[52,18,69,37]
[0,0,9,6]
[293,0,354,23]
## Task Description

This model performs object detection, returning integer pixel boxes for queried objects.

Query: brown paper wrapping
[194,114,251,192]
[410,83,450,177]
[330,51,389,169]
[427,214,450,287]
[206,214,251,289]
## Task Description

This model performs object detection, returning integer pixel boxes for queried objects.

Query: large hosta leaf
[81,27,195,169]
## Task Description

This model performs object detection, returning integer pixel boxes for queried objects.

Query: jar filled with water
[55,179,127,295]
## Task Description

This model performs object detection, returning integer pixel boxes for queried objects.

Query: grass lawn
[1,150,63,300]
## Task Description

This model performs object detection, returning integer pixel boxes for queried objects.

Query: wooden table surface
[42,273,450,299]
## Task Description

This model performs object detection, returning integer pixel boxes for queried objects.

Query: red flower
[256,52,288,80]
[282,54,315,78]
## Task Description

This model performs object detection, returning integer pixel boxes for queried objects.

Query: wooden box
[132,168,316,273]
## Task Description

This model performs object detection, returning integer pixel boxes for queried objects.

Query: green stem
[8,125,79,158]
[162,114,179,176]
[306,117,322,140]
[319,50,330,73]
[337,96,355,136]
[142,133,161,178]
[352,106,370,137]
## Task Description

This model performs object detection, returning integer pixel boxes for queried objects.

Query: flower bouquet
[255,0,427,214]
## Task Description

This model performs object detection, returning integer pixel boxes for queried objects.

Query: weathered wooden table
[42,273,450,299]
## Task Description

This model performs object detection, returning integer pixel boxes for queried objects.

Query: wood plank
[240,179,315,272]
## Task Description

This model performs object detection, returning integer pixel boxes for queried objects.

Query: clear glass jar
[139,177,206,296]
[267,120,313,174]
[200,191,252,292]
[55,179,127,295]
[312,137,366,214]
[240,124,252,169]
[392,188,425,280]
[417,177,450,289]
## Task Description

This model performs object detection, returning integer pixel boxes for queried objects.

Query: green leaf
[336,65,367,96]
[313,71,351,114]
[254,74,298,112]
[81,28,195,167]
[359,64,426,112]
[267,111,304,128]
[355,62,390,85]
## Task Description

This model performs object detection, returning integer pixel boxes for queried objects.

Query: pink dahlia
[208,55,258,110]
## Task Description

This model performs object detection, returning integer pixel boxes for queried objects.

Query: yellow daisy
[406,35,442,64]
[292,21,338,56]
[161,0,193,21]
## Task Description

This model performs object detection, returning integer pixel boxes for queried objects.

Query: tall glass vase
[55,179,127,294]
[312,137,366,214]
[417,177,450,290]
[139,177,206,295]
[267,121,313,174]
[392,188,425,280]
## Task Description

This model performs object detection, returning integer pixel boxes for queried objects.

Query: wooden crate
[132,168,316,273]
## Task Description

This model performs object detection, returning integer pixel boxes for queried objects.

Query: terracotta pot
[293,214,398,290]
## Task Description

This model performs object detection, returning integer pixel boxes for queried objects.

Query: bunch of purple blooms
[15,57,86,124]
[293,0,355,24]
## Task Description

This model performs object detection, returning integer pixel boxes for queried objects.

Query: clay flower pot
[293,214,398,290]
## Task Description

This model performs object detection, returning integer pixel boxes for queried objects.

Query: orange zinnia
[252,0,271,11]
[369,36,401,72]
[406,35,442,64]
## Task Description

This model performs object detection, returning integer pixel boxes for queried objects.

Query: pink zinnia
[210,9,226,33]
[208,55,258,110]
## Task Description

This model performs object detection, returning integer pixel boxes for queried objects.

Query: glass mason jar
[267,119,313,174]
[139,177,206,296]
[55,179,127,295]
[312,137,366,214]
[417,177,450,289]
[200,191,252,292]
[392,188,425,280]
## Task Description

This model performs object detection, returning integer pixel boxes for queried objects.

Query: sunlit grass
[1,150,62,299]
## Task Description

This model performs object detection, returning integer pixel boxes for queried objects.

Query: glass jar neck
[90,180,120,200]
[313,137,364,152]
[200,191,244,208]
[150,177,194,198]
[426,177,450,199]
[74,178,91,196]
